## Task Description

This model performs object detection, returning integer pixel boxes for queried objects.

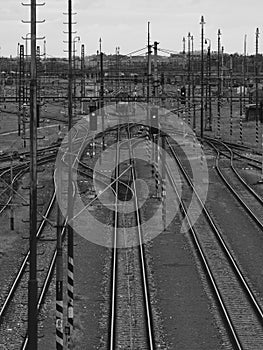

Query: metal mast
[200,16,205,138]
[67,0,74,346]
[28,0,38,348]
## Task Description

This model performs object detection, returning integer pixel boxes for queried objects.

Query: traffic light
[134,75,138,85]
[89,105,97,131]
[150,107,159,129]
[180,86,186,104]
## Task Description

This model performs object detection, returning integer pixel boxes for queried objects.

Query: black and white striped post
[66,0,74,345]
[151,161,160,199]
[145,127,151,162]
[239,114,243,144]
[56,200,64,350]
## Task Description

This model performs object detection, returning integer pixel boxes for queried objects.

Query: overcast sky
[0,0,262,57]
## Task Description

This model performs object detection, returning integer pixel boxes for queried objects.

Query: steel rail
[20,219,68,350]
[166,138,263,319]
[0,154,58,215]
[206,140,263,230]
[0,190,57,323]
[165,160,243,350]
[109,124,120,350]
[127,124,154,350]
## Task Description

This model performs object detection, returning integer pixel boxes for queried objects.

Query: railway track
[166,137,263,349]
[205,139,263,228]
[0,153,58,214]
[107,124,154,349]
[203,136,263,170]
[0,189,67,349]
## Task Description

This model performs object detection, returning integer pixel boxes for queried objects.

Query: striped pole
[256,121,259,145]
[56,203,63,350]
[67,254,74,337]
[239,115,243,144]
[145,129,151,162]
[67,0,74,344]
[151,161,160,198]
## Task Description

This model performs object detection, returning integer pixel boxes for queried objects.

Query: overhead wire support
[187,32,191,126]
[21,0,46,348]
[217,29,221,139]
[229,55,233,139]
[153,41,159,100]
[255,28,259,146]
[63,0,75,347]
[99,38,105,150]
[18,44,25,136]
[147,21,152,123]
[191,35,196,133]
[200,16,205,139]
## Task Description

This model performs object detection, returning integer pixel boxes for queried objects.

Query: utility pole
[80,43,85,112]
[243,35,247,117]
[99,38,105,149]
[200,16,205,139]
[18,44,25,136]
[255,28,259,145]
[115,47,119,92]
[229,54,233,139]
[217,29,221,138]
[187,32,191,126]
[56,198,63,350]
[221,46,224,96]
[67,0,74,345]
[28,0,38,348]
[191,35,196,133]
[153,41,159,99]
[205,40,212,131]
[182,36,186,54]
[147,21,151,124]
[147,22,152,101]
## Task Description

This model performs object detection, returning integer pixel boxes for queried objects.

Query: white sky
[0,0,262,57]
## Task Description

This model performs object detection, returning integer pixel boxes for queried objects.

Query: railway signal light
[150,107,159,129]
[180,86,186,104]
[89,105,97,131]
